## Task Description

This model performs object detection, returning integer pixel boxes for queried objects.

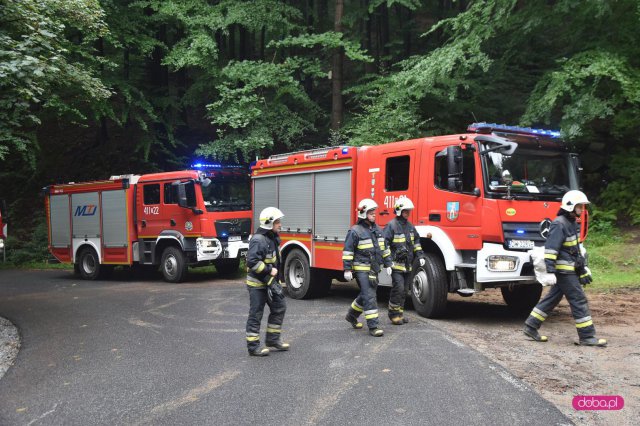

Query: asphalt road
[0,269,570,425]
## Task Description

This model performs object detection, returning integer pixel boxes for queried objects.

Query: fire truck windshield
[201,177,251,212]
[482,146,571,199]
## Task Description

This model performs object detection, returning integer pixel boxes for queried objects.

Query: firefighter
[383,196,426,325]
[343,199,393,337]
[523,190,607,347]
[245,207,289,356]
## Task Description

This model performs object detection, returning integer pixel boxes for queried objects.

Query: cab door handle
[379,210,389,216]
[141,220,147,228]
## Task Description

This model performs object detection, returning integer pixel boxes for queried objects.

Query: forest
[1,0,639,262]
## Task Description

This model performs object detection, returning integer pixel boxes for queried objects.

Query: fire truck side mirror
[446,146,463,192]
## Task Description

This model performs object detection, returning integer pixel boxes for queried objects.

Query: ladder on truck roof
[267,146,352,164]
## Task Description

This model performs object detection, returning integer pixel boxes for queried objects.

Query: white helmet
[259,207,285,230]
[357,198,378,219]
[561,190,590,212]
[393,196,415,216]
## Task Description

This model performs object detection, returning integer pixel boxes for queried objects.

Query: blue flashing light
[221,232,228,238]
[516,229,526,235]
[190,161,246,170]
[468,122,561,138]
[342,147,349,154]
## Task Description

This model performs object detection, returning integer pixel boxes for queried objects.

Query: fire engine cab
[252,123,585,317]
[45,165,252,282]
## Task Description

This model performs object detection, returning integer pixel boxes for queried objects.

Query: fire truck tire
[409,253,448,318]
[160,246,188,283]
[500,283,543,313]
[284,249,330,299]
[214,259,241,276]
[77,247,101,280]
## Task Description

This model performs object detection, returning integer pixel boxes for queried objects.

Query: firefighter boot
[248,346,270,357]
[575,337,607,347]
[523,325,548,342]
[345,313,363,329]
[390,316,403,325]
[369,328,384,337]
[267,340,290,351]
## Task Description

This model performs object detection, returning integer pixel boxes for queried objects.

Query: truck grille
[215,218,251,239]
[502,222,547,245]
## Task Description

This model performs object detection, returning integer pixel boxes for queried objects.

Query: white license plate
[228,235,241,242]
[507,239,535,249]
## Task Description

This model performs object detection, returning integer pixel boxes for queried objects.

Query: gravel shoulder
[429,288,640,426]
[0,316,19,380]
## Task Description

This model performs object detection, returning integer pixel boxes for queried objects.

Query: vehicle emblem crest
[539,219,552,239]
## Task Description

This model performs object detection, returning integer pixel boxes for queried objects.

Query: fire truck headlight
[487,255,518,272]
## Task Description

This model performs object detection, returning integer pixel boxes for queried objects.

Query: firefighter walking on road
[343,199,393,337]
[383,196,425,325]
[523,190,607,347]
[245,207,289,356]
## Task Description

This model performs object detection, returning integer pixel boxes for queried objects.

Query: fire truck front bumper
[476,243,537,284]
[222,238,249,260]
[196,238,223,261]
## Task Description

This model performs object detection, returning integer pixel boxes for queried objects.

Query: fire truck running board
[455,263,476,269]
[454,264,476,296]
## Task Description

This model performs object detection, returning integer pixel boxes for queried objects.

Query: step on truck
[251,123,586,317]
[45,165,252,282]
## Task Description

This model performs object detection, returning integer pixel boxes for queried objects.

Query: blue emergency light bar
[190,162,245,169]
[468,122,561,138]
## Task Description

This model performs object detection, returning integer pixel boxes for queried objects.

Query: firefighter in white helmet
[382,196,425,325]
[343,199,393,337]
[524,190,607,347]
[245,207,289,356]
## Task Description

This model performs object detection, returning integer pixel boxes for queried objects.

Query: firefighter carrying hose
[245,207,289,356]
[523,190,607,347]
[383,196,425,325]
[343,199,393,337]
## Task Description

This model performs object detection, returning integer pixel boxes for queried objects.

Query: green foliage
[598,150,640,225]
[0,0,111,164]
[5,217,50,264]
[270,32,373,63]
[197,60,322,160]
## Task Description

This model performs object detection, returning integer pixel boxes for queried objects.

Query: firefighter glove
[385,267,392,275]
[270,267,278,277]
[539,273,557,287]
[579,266,593,286]
[344,270,353,281]
[419,258,426,267]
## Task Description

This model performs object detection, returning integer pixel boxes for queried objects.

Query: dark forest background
[1,0,639,262]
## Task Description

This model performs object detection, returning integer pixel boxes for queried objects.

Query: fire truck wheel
[500,283,543,313]
[214,259,240,276]
[284,249,330,299]
[409,253,448,318]
[160,246,188,283]
[78,247,101,280]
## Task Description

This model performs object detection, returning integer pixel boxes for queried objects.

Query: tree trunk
[331,0,344,130]
[364,0,375,74]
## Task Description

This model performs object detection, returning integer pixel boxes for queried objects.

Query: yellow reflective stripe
[392,238,406,243]
[576,320,593,328]
[246,336,259,341]
[580,273,589,278]
[266,328,281,333]
[556,264,575,271]
[563,240,578,247]
[544,254,557,260]
[413,244,422,251]
[530,311,546,322]
[351,302,363,312]
[353,265,371,271]
[357,243,374,249]
[246,281,266,288]
[365,313,379,319]
[342,255,354,260]
[391,265,406,271]
[382,251,391,258]
[264,257,277,264]
[254,262,266,273]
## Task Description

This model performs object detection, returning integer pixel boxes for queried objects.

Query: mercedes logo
[539,219,552,239]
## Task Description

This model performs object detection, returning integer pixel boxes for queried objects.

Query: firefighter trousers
[246,286,286,352]
[347,271,379,329]
[389,271,410,319]
[525,273,596,339]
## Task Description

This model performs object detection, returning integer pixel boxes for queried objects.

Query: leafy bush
[5,217,50,264]
[598,150,640,225]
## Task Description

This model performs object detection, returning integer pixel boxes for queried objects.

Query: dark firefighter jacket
[382,217,425,272]
[342,219,392,273]
[246,228,281,287]
[544,213,584,275]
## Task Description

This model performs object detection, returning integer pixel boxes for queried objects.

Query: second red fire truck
[45,165,252,282]
[252,123,586,318]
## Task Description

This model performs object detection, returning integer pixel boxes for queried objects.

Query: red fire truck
[45,165,252,282]
[251,123,586,317]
